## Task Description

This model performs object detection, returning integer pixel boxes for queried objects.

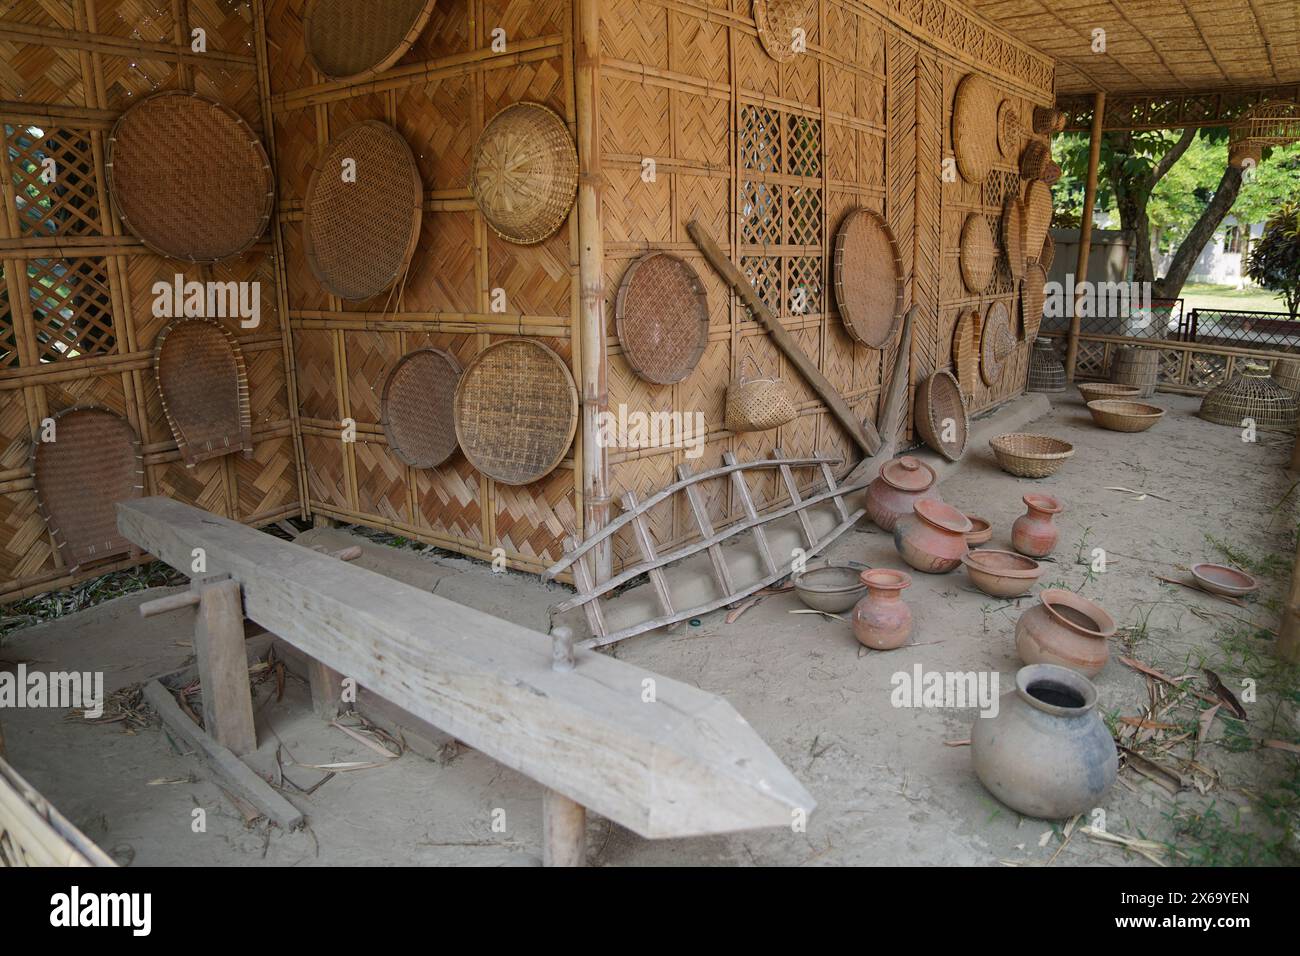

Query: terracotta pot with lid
[893,498,971,574]
[1015,588,1116,677]
[866,455,941,531]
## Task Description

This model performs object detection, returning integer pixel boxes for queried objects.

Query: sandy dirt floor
[2,391,1297,866]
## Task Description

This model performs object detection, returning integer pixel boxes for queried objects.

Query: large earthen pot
[893,498,971,574]
[971,664,1118,819]
[865,456,941,531]
[1012,493,1063,558]
[1015,588,1115,677]
[851,568,913,650]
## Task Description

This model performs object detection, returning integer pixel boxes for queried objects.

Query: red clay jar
[893,498,972,574]
[1015,588,1116,677]
[866,456,941,532]
[1012,494,1063,558]
[851,568,913,650]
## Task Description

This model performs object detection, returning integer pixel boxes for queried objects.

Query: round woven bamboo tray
[959,213,997,295]
[154,318,252,467]
[1020,139,1051,181]
[988,433,1074,479]
[753,0,816,63]
[834,208,905,347]
[615,253,709,384]
[1027,338,1066,393]
[1087,399,1166,433]
[953,74,999,183]
[30,406,143,570]
[1272,357,1300,395]
[107,92,273,262]
[996,101,1022,160]
[381,348,462,469]
[304,0,435,82]
[915,370,969,461]
[1001,195,1026,283]
[1024,181,1052,256]
[1111,345,1159,398]
[1198,363,1299,432]
[303,121,423,300]
[1039,232,1055,270]
[454,340,578,485]
[952,308,982,401]
[981,300,1015,387]
[1078,382,1141,404]
[470,102,578,245]
[1020,262,1047,341]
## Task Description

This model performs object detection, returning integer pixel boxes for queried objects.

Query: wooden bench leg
[543,788,586,867]
[308,659,347,720]
[192,576,257,756]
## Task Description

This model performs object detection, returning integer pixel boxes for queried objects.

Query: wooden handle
[139,590,201,619]
[687,219,881,456]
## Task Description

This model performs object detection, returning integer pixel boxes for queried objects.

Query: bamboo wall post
[1066,90,1106,383]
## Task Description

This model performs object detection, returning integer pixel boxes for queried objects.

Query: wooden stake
[191,577,257,756]
[543,788,587,867]
[1066,91,1105,383]
[1278,535,1300,663]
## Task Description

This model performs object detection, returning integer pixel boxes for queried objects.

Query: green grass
[1180,283,1290,315]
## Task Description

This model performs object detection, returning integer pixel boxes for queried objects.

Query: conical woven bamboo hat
[304,0,435,82]
[471,102,578,245]
[953,74,999,183]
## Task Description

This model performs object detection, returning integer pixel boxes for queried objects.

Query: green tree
[1246,202,1300,319]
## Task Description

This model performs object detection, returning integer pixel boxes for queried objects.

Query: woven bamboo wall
[599,0,1054,570]
[0,0,302,602]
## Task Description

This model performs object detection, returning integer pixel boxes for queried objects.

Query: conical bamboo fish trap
[381,348,462,469]
[834,208,905,347]
[470,102,578,245]
[304,0,435,82]
[615,253,710,385]
[753,0,816,63]
[1020,263,1048,342]
[1002,196,1027,283]
[303,121,423,301]
[107,91,273,262]
[1024,181,1052,256]
[953,74,999,183]
[30,406,143,570]
[952,308,982,402]
[981,300,1014,386]
[1199,363,1298,432]
[154,318,252,467]
[959,213,997,295]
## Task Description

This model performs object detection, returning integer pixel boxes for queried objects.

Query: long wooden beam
[117,498,814,839]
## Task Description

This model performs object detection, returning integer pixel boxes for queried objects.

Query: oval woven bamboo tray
[753,0,816,63]
[1020,262,1047,341]
[454,340,578,485]
[1024,180,1052,257]
[1002,195,1027,284]
[471,102,578,245]
[915,370,969,461]
[1039,232,1055,270]
[959,213,997,295]
[953,73,999,183]
[1086,399,1166,433]
[1078,382,1141,404]
[997,101,1023,160]
[615,252,709,385]
[154,318,252,467]
[107,92,273,262]
[988,433,1074,479]
[303,121,423,301]
[381,348,462,469]
[981,300,1015,387]
[30,406,143,570]
[834,208,905,347]
[952,308,982,401]
[304,0,435,82]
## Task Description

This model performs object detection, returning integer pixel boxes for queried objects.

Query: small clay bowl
[964,514,992,547]
[1190,563,1260,598]
[962,548,1043,598]
[792,562,869,613]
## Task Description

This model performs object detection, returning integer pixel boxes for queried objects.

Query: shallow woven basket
[981,300,1015,387]
[107,92,273,262]
[989,433,1074,479]
[1020,139,1051,181]
[1002,196,1027,283]
[915,370,969,461]
[953,74,999,183]
[154,318,252,466]
[303,121,423,300]
[753,0,816,63]
[1087,400,1166,433]
[1272,357,1300,395]
[834,208,905,347]
[454,340,578,485]
[1027,338,1066,393]
[470,102,578,245]
[952,309,982,402]
[1024,181,1052,256]
[959,213,997,295]
[996,101,1023,160]
[1198,363,1299,432]
[304,0,435,82]
[1033,106,1066,135]
[30,406,143,570]
[1020,262,1047,341]
[381,348,462,469]
[726,357,797,432]
[1039,232,1056,270]
[615,253,709,384]
[1078,382,1142,404]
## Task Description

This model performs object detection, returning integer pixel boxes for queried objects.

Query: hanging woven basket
[381,348,462,469]
[615,252,710,385]
[725,357,797,433]
[1019,139,1051,181]
[154,318,252,467]
[470,102,578,245]
[1032,106,1066,135]
[1199,363,1299,432]
[304,0,436,82]
[834,208,905,347]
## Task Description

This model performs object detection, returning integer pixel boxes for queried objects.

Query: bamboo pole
[1282,441,1300,662]
[1066,90,1105,383]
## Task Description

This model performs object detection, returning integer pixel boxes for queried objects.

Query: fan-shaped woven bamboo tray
[1020,262,1047,341]
[615,252,709,385]
[454,340,578,485]
[107,92,273,262]
[953,74,999,184]
[997,101,1023,160]
[1078,382,1141,404]
[915,370,969,461]
[1198,364,1299,432]
[471,102,578,245]
[1002,196,1027,283]
[303,121,422,301]
[834,208,905,347]
[753,0,815,63]
[1024,181,1052,256]
[381,348,462,469]
[952,309,982,401]
[959,213,997,295]
[1087,400,1166,433]
[981,300,1015,387]
[1039,232,1055,270]
[154,319,252,466]
[304,0,435,82]
[989,433,1074,479]
[30,406,143,570]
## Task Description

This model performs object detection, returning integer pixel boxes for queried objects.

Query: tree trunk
[1154,164,1245,300]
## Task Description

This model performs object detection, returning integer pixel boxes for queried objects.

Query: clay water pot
[1012,493,1062,558]
[1015,588,1116,677]
[865,456,941,532]
[851,568,913,650]
[971,664,1118,819]
[893,499,971,574]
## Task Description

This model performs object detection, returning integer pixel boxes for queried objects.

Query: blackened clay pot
[971,664,1118,819]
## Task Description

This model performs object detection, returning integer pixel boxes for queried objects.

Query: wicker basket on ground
[1078,382,1142,404]
[989,433,1074,479]
[1027,338,1066,393]
[1086,400,1166,433]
